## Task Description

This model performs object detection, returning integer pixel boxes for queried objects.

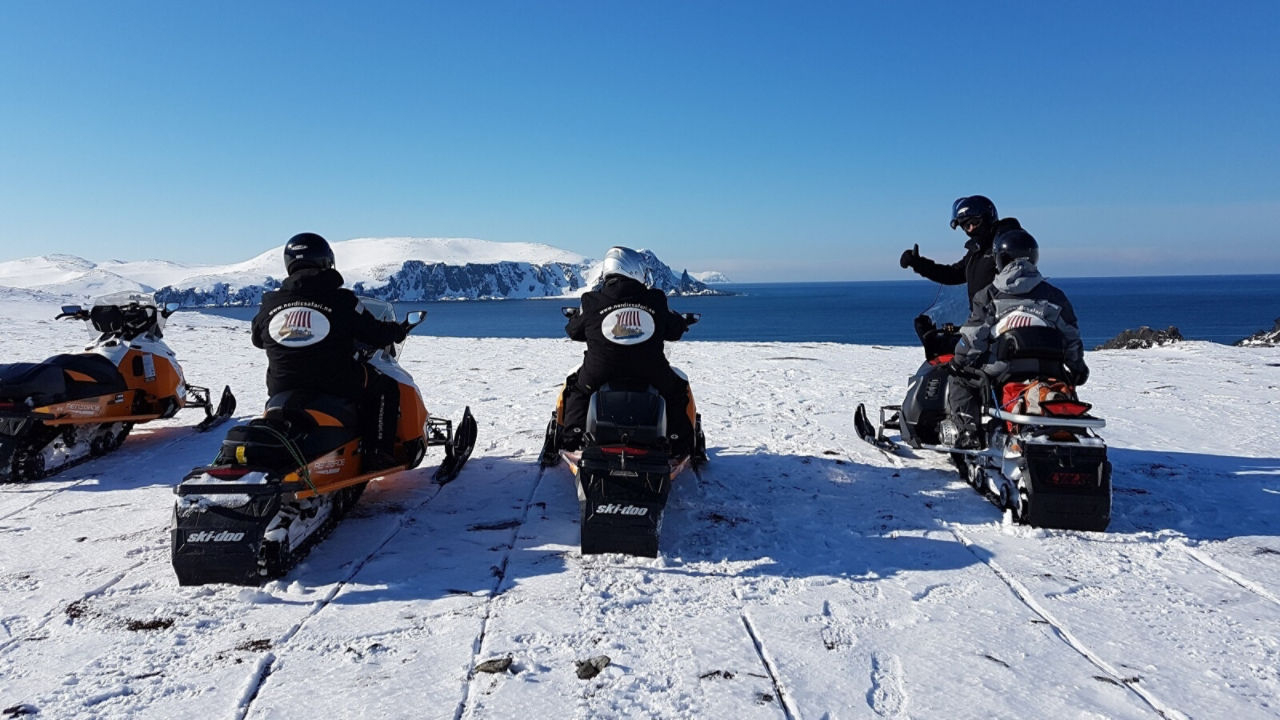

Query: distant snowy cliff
[0,238,726,306]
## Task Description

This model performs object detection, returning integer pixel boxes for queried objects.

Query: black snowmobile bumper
[1022,442,1112,531]
[577,447,674,557]
[170,477,282,586]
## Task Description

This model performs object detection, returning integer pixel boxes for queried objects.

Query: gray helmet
[600,246,649,284]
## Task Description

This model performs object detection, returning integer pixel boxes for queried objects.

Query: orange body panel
[288,439,396,499]
[37,391,137,425]
[398,383,428,442]
[119,348,185,408]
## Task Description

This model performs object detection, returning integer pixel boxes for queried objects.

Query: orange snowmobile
[171,300,477,585]
[0,292,235,482]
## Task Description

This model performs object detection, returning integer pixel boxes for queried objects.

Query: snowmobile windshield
[920,284,969,327]
[88,291,164,336]
[355,296,404,357]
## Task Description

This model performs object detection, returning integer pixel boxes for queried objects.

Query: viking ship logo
[610,309,645,339]
[268,306,332,347]
[279,310,314,340]
[600,306,655,345]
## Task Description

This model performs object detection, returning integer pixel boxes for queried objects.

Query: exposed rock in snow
[1094,325,1185,350]
[1236,318,1280,347]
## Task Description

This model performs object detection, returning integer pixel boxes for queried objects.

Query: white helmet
[600,246,649,284]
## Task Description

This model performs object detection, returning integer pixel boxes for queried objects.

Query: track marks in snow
[454,464,552,720]
[1178,542,1280,608]
[945,523,1190,720]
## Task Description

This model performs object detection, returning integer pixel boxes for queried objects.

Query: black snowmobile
[538,309,707,557]
[855,323,1111,531]
[171,301,477,585]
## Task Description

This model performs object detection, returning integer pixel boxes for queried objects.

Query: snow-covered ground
[1,297,1278,720]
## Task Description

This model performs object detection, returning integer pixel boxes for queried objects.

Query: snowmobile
[0,292,235,483]
[538,308,707,557]
[170,299,478,586]
[855,323,1111,531]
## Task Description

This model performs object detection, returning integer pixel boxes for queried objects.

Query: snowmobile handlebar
[682,312,701,325]
[56,305,90,321]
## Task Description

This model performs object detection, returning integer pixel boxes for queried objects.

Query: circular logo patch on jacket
[600,307,656,345]
[268,307,331,347]
[995,309,1049,336]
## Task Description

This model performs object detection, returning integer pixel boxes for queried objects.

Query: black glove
[900,244,920,269]
[913,313,935,338]
[395,320,412,342]
[1067,363,1089,386]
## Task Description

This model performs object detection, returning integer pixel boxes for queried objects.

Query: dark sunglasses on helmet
[951,215,983,231]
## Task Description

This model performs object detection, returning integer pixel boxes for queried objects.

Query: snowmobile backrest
[995,326,1066,361]
[993,327,1068,384]
[586,382,667,447]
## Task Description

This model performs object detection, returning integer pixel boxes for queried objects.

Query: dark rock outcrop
[1236,318,1280,347]
[1094,326,1184,350]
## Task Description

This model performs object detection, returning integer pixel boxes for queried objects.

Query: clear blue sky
[2,2,1277,281]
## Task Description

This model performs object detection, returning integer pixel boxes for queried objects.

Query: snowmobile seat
[0,354,125,404]
[262,390,360,432]
[586,381,667,447]
[994,327,1069,384]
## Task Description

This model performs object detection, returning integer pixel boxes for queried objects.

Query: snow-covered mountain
[691,270,731,284]
[0,238,722,306]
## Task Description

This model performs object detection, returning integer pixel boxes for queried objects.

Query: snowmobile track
[740,610,799,720]
[233,476,452,720]
[945,522,1190,720]
[452,461,550,720]
[0,560,146,656]
[1177,541,1280,609]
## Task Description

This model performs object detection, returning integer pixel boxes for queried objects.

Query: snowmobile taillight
[600,446,650,457]
[0,401,16,411]
[1042,400,1091,416]
[928,354,955,366]
[206,466,253,480]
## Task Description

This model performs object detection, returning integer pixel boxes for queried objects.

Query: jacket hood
[993,258,1044,294]
[282,267,345,292]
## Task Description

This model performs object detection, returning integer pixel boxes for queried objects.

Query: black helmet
[283,233,335,274]
[993,228,1039,271]
[950,195,998,232]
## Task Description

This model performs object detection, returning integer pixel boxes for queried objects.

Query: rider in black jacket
[560,246,693,453]
[251,233,408,468]
[901,196,1024,340]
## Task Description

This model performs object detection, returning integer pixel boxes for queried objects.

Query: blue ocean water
[197,274,1280,348]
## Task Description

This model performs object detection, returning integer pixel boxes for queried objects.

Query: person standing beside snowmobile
[901,195,1027,340]
[251,233,409,469]
[559,246,693,453]
[943,227,1088,448]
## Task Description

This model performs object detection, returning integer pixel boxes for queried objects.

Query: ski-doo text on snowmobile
[171,301,478,586]
[856,324,1111,531]
[0,292,235,483]
[540,309,707,557]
